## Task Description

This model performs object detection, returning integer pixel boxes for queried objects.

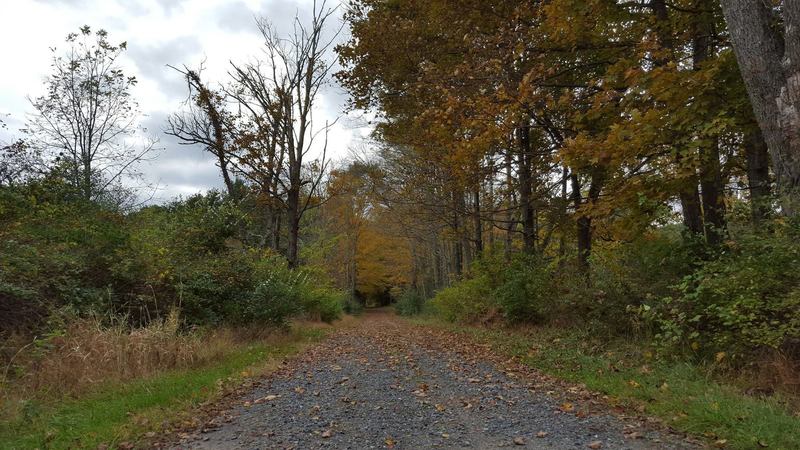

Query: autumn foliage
[333,0,800,372]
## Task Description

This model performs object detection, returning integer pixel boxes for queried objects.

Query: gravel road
[171,310,697,450]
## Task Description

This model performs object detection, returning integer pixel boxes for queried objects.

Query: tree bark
[720,0,800,215]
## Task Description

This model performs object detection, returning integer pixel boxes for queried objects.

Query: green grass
[413,318,800,450]
[0,327,329,450]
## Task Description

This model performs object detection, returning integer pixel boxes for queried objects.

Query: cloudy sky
[0,0,370,202]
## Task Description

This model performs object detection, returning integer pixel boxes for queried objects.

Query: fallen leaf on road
[623,431,643,440]
[321,429,332,438]
[536,431,548,438]
[588,440,602,449]
[253,394,280,404]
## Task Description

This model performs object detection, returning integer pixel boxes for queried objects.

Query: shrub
[642,223,800,362]
[342,296,364,315]
[394,289,425,316]
[430,274,494,323]
[301,288,344,323]
[233,280,302,327]
[494,255,551,323]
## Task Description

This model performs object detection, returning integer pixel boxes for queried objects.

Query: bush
[301,288,344,323]
[342,296,364,315]
[430,274,494,323]
[233,280,302,327]
[494,255,551,323]
[0,184,346,336]
[394,289,425,316]
[642,223,800,362]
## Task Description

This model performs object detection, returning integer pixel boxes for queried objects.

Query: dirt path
[170,310,697,449]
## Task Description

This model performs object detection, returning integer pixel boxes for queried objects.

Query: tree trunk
[571,169,604,270]
[517,123,536,253]
[570,174,591,269]
[558,166,568,263]
[504,147,516,261]
[745,127,772,223]
[699,142,726,246]
[286,184,300,268]
[473,188,483,256]
[720,0,800,215]
[452,191,463,276]
[272,208,282,251]
[692,13,727,246]
[678,162,704,235]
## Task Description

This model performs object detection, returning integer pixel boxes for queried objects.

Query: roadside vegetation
[0,9,352,447]
[0,322,334,449]
[2,0,800,447]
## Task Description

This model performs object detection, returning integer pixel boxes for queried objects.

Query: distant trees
[25,26,156,205]
[336,0,793,286]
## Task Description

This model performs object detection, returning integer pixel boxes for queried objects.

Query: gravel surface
[171,311,697,450]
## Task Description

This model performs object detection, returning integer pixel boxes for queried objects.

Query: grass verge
[413,318,800,450]
[0,325,332,449]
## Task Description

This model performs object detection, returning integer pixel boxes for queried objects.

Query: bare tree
[166,64,238,199]
[240,1,341,268]
[720,1,800,215]
[25,26,157,203]
[226,59,289,250]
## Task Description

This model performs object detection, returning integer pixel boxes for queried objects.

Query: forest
[1,0,800,449]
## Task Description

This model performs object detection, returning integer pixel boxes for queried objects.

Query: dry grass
[735,349,800,411]
[0,310,313,420]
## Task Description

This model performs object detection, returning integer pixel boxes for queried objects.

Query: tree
[720,1,800,215]
[166,65,238,199]
[249,2,340,268]
[25,26,156,204]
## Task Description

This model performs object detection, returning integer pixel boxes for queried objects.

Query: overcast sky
[0,0,370,203]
